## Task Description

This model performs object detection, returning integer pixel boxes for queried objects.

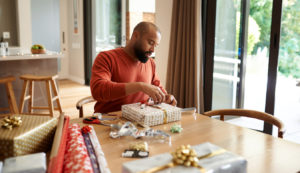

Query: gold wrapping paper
[0,115,57,160]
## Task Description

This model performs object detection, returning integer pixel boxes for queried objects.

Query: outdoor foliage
[249,0,300,78]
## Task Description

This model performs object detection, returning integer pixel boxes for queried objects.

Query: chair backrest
[76,96,96,118]
[203,109,285,138]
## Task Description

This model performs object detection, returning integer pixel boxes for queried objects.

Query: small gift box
[122,103,181,127]
[2,152,46,173]
[122,142,247,173]
[0,115,57,160]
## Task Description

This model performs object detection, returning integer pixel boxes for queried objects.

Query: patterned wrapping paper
[122,103,181,127]
[82,131,100,173]
[88,126,111,173]
[0,115,58,160]
[63,124,93,173]
[122,142,247,173]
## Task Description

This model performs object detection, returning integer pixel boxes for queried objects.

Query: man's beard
[133,44,152,63]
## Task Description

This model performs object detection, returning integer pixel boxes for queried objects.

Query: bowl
[31,49,46,54]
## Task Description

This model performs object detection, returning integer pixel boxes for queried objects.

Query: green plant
[250,0,300,78]
[31,44,45,50]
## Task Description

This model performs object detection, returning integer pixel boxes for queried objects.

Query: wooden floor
[58,79,94,119]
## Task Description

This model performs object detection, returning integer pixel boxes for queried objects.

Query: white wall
[59,0,69,79]
[128,0,155,12]
[155,0,173,88]
[66,0,85,84]
[17,0,32,48]
[31,0,60,52]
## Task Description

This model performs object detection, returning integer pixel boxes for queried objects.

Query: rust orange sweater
[90,48,165,113]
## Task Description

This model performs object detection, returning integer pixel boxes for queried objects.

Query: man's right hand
[140,83,165,103]
[125,82,165,103]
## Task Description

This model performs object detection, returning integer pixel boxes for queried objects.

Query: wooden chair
[0,76,19,115]
[203,109,285,138]
[19,74,63,117]
[76,96,96,118]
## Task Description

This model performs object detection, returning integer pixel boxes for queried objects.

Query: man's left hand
[164,94,177,106]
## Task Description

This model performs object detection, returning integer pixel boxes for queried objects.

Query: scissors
[83,117,101,124]
[83,114,118,126]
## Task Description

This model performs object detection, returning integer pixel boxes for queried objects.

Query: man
[90,22,177,113]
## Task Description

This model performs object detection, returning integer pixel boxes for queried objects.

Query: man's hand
[140,83,165,103]
[164,94,177,106]
[125,82,165,103]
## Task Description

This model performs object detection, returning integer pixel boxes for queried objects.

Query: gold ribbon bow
[1,116,22,130]
[139,145,226,173]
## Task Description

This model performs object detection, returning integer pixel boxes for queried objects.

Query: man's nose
[149,46,155,52]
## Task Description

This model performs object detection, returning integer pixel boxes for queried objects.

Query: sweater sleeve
[90,52,126,101]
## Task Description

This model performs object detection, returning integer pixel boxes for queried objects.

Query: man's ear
[132,31,140,40]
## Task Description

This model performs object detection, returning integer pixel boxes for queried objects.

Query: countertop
[0,52,63,61]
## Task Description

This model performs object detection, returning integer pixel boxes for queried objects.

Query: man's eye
[149,41,155,46]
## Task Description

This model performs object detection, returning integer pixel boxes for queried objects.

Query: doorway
[203,0,286,136]
[84,0,156,85]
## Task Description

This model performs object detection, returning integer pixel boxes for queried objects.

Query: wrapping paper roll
[82,131,100,173]
[47,114,69,173]
[63,124,93,173]
[88,126,111,173]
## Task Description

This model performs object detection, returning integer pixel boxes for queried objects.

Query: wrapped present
[122,103,181,127]
[122,142,247,173]
[0,115,57,160]
[2,152,46,173]
[0,161,2,173]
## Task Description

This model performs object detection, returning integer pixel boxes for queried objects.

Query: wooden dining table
[71,111,300,173]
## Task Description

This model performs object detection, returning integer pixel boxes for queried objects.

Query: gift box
[122,103,181,127]
[0,115,57,160]
[2,152,46,173]
[122,142,247,173]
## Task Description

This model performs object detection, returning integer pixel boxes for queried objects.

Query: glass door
[84,0,126,84]
[94,0,125,60]
[275,0,300,142]
[205,0,283,135]
[212,0,242,110]
[242,0,274,130]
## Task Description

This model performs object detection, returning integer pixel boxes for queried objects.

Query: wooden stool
[19,74,62,117]
[0,76,19,115]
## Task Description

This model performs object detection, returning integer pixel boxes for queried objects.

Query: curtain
[166,0,204,113]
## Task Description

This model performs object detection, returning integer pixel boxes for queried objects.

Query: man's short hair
[133,22,161,36]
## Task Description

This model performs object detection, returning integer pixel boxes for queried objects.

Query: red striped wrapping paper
[63,124,93,173]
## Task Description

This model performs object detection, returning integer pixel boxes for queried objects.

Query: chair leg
[28,81,34,113]
[79,108,83,118]
[5,82,19,114]
[45,80,54,117]
[221,115,225,121]
[50,79,62,113]
[19,80,29,114]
